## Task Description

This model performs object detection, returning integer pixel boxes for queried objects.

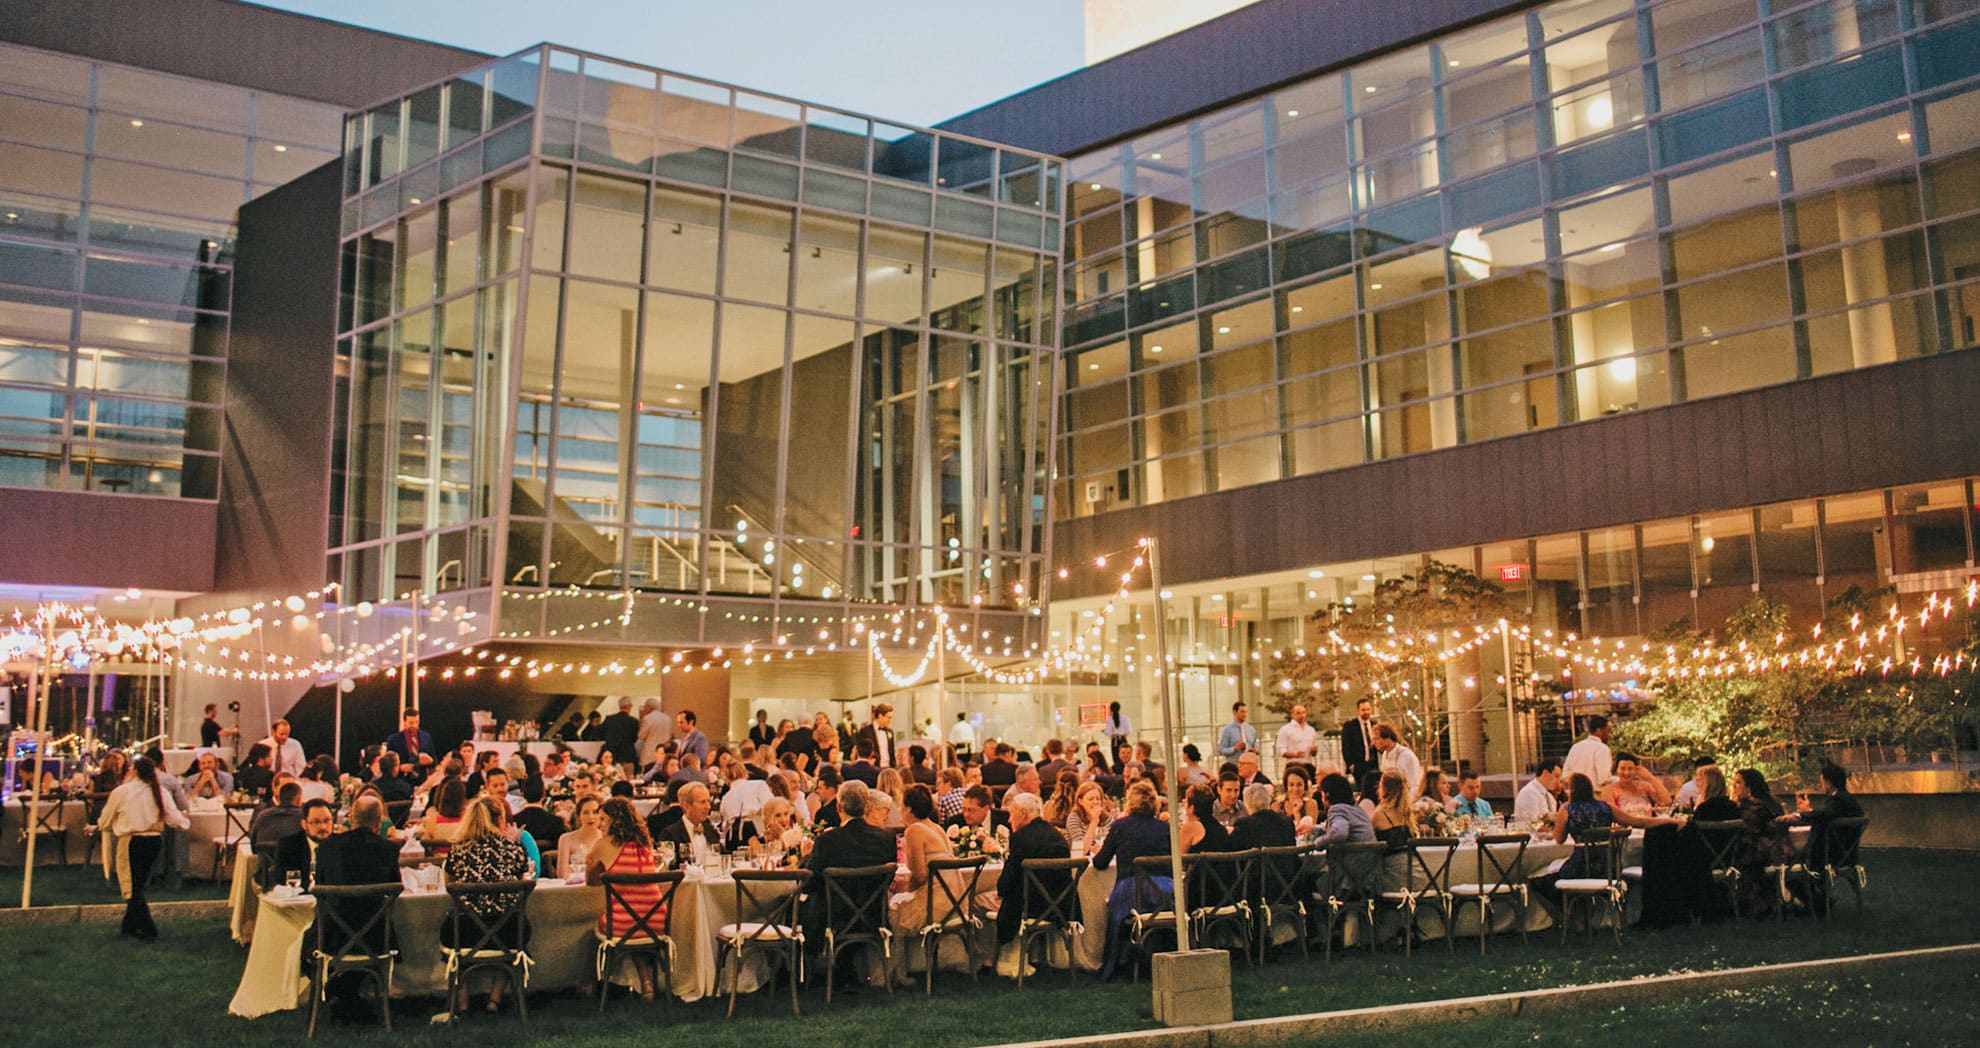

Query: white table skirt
[1,799,91,866]
[229,878,605,1019]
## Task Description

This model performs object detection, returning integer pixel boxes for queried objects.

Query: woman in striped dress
[587,797,665,999]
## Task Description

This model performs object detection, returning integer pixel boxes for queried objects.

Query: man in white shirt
[947,712,977,757]
[1372,722,1422,791]
[1514,759,1563,824]
[1274,704,1319,771]
[260,718,307,778]
[635,698,669,767]
[1562,715,1615,791]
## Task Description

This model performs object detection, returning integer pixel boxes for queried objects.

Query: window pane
[567,172,646,281]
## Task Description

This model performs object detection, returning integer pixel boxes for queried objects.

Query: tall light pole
[1145,538,1189,949]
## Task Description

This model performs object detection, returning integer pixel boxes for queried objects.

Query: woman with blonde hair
[442,797,532,1013]
[1370,771,1414,845]
[875,767,907,828]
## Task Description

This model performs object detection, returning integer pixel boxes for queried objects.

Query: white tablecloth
[228,877,605,1019]
[1,798,91,866]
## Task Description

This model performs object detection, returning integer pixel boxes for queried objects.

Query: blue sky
[258,0,1085,126]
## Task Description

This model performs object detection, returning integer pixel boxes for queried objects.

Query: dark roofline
[0,0,490,109]
[937,0,1533,158]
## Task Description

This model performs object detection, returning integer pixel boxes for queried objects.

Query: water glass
[284,869,302,893]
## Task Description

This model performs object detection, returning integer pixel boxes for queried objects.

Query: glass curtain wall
[332,47,1061,651]
[0,42,343,498]
[1059,0,1980,518]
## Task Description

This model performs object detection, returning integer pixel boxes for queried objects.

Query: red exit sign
[1497,564,1526,582]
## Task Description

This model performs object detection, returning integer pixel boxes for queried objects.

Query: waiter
[198,703,236,749]
[1340,697,1379,783]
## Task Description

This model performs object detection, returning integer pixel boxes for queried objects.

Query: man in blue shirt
[1451,770,1494,822]
[1215,701,1257,763]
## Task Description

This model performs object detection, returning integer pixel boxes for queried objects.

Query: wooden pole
[20,617,54,907]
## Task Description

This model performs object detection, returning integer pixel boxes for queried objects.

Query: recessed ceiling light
[129,119,144,127]
[408,197,421,205]
[1361,573,1377,581]
[1364,85,1378,94]
[1286,109,1300,118]
[1600,242,1623,253]
[1149,152,1162,160]
[1449,59,1462,68]
[1210,594,1224,601]
[1089,182,1102,191]
[1217,326,1230,334]
[1149,345,1163,353]
[1291,305,1304,313]
[1308,570,1324,578]
[1897,132,1912,142]
[673,383,685,390]
[1369,282,1383,290]
[1088,362,1100,370]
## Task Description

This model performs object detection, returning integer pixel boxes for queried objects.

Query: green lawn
[0,848,1973,1048]
[1,862,228,908]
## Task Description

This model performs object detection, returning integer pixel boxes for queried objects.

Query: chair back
[383,800,413,830]
[310,882,403,961]
[924,855,988,927]
[1407,837,1460,894]
[1020,856,1088,927]
[22,797,65,834]
[1693,819,1746,875]
[1128,855,1174,919]
[1471,833,1530,891]
[1252,844,1312,910]
[443,878,537,953]
[1823,816,1869,870]
[223,802,257,841]
[600,870,684,945]
[821,863,896,942]
[1183,849,1254,914]
[731,868,807,943]
[1578,826,1630,884]
[1325,841,1390,901]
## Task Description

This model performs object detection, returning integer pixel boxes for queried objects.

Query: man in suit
[673,709,710,767]
[1035,739,1072,784]
[636,699,669,767]
[855,702,897,768]
[309,796,403,1010]
[600,698,641,766]
[809,765,843,829]
[654,781,721,859]
[1229,784,1296,850]
[1339,697,1379,784]
[942,785,1009,834]
[273,799,336,889]
[369,752,414,804]
[904,744,937,787]
[841,740,881,787]
[250,781,307,848]
[802,782,899,946]
[1235,751,1271,788]
[383,707,435,773]
[995,791,1069,944]
[979,743,1018,787]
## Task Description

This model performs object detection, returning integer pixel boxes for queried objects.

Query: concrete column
[1832,158,1898,368]
[662,655,732,744]
[1423,277,1458,448]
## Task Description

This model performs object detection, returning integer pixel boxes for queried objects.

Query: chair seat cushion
[1621,866,1643,879]
[718,921,796,941]
[1554,878,1616,891]
[442,947,516,960]
[594,929,668,946]
[1447,883,1516,895]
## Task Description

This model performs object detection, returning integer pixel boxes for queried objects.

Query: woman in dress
[1537,772,1673,894]
[420,778,470,847]
[1179,783,1233,854]
[1041,769,1081,828]
[587,796,665,999]
[741,796,805,861]
[1369,772,1414,845]
[767,769,810,825]
[92,750,129,794]
[1091,781,1173,981]
[1601,753,1671,818]
[889,785,957,947]
[1279,765,1320,832]
[442,797,532,1013]
[1064,781,1115,851]
[556,795,605,879]
[1413,768,1453,832]
[1732,768,1793,915]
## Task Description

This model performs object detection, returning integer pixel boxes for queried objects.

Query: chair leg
[598,950,611,1013]
[925,936,936,996]
[825,945,836,1005]
[512,965,528,1023]
[306,960,323,1038]
[723,946,740,1018]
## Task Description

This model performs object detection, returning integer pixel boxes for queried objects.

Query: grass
[0,847,1973,1048]
[1,862,228,908]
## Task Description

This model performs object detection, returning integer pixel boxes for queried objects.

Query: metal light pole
[1500,620,1521,795]
[1146,538,1190,949]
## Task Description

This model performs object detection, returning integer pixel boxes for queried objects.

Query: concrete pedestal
[1151,948,1232,1027]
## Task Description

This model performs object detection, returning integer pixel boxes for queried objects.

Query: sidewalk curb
[0,898,231,926]
[988,942,1980,1048]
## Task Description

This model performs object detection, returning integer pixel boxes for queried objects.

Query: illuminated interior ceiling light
[1089,182,1102,191]
[272,144,288,152]
[1364,85,1378,94]
[1148,152,1162,160]
[1584,95,1614,130]
[1149,344,1162,354]
[1450,226,1492,280]
[1608,355,1637,380]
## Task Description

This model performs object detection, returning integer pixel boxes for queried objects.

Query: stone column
[1832,158,1898,368]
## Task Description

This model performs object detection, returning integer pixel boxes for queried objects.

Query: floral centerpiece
[946,821,1007,859]
[1413,797,1456,837]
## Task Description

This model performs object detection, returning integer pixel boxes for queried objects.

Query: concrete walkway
[988,942,1980,1048]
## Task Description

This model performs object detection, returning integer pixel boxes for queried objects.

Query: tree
[1266,560,1507,750]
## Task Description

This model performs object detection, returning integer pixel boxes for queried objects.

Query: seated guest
[1135,741,1164,780]
[442,797,532,1015]
[1064,781,1115,851]
[1211,771,1243,831]
[1279,765,1320,831]
[943,784,1009,834]
[742,796,806,856]
[1014,761,1042,799]
[1036,739,1072,784]
[1234,751,1270,788]
[654,782,721,861]
[312,794,402,991]
[235,744,275,800]
[979,743,1018,787]
[419,779,470,846]
[1514,759,1563,825]
[934,766,968,822]
[1414,768,1454,828]
[810,765,843,829]
[1369,772,1414,846]
[1313,773,1374,846]
[370,752,414,804]
[904,744,937,787]
[1091,781,1173,980]
[1041,769,1082,828]
[802,782,898,944]
[1356,769,1383,815]
[1535,773,1673,897]
[512,780,564,856]
[297,757,337,805]
[1180,783,1235,853]
[184,751,234,801]
[1731,768,1793,914]
[587,797,666,1000]
[1675,754,1717,809]
[558,796,606,878]
[1600,753,1671,817]
[888,786,956,936]
[1230,783,1296,849]
[1450,771,1494,823]
[1689,765,1739,822]
[766,769,810,825]
[273,799,336,888]
[994,791,1070,947]
[250,782,307,848]
[841,739,882,788]
[1778,762,1864,910]
[1176,743,1212,788]
[461,750,501,796]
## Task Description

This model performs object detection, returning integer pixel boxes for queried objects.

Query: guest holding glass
[557,795,605,879]
[419,778,470,847]
[1064,781,1114,852]
[889,785,956,954]
[1279,765,1319,832]
[1732,768,1793,916]
[1601,753,1672,817]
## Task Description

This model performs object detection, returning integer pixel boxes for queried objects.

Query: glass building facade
[331,47,1063,651]
[1057,0,1980,518]
[0,41,343,498]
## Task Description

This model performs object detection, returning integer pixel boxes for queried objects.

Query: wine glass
[284,869,302,894]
